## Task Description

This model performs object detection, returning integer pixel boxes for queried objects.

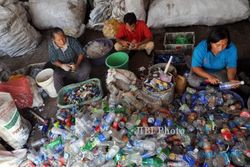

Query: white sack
[147,0,250,28]
[112,0,126,21]
[0,3,41,57]
[0,149,27,167]
[29,0,87,38]
[0,92,31,149]
[0,0,17,6]
[125,0,146,21]
[88,0,112,29]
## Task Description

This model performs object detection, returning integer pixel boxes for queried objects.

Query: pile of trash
[84,39,113,59]
[23,68,250,167]
[63,80,101,106]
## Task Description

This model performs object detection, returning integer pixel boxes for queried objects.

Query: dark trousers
[53,60,91,92]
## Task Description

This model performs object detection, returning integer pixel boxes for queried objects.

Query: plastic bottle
[98,130,111,142]
[75,116,93,134]
[183,148,199,166]
[219,81,244,90]
[230,147,246,166]
[133,139,156,152]
[142,157,165,167]
[31,138,47,148]
[167,161,189,167]
[51,127,71,140]
[202,137,214,167]
[66,138,85,155]
[141,151,156,159]
[105,112,116,125]
[156,147,170,163]
[106,145,120,161]
[120,152,142,166]
[102,160,116,167]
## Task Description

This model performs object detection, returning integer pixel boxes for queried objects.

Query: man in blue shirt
[48,28,91,92]
[188,27,238,88]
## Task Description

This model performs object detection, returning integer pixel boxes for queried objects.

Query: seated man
[48,27,91,92]
[187,27,239,88]
[115,12,154,55]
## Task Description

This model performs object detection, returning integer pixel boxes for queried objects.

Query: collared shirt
[116,20,152,43]
[49,36,84,64]
[192,40,237,72]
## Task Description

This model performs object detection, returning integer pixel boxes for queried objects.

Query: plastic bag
[0,0,18,6]
[0,75,33,109]
[88,0,113,29]
[0,2,41,57]
[27,76,43,108]
[112,0,126,21]
[102,18,122,39]
[29,0,87,38]
[0,93,31,149]
[147,0,250,28]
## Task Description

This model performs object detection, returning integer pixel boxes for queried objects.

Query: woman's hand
[229,80,240,89]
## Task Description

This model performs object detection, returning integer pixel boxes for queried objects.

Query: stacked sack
[0,0,41,57]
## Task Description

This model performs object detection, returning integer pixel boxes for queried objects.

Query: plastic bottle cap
[194,148,199,153]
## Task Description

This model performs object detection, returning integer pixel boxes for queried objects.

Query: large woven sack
[0,2,41,57]
[147,0,250,28]
[29,0,87,38]
[0,93,31,149]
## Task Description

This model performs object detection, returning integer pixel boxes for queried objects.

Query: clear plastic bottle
[31,138,47,148]
[51,127,71,140]
[219,81,244,90]
[75,115,93,134]
[106,145,120,161]
[120,152,142,166]
[133,139,156,152]
[105,112,116,125]
[102,160,116,167]
[167,161,189,167]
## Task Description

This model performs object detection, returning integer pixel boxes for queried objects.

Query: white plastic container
[36,68,57,98]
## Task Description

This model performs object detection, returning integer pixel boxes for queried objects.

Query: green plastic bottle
[157,147,171,162]
[80,138,97,151]
[142,157,163,167]
[142,147,170,167]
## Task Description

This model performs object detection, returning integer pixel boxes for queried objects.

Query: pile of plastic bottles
[63,81,101,105]
[143,67,174,93]
[27,86,250,167]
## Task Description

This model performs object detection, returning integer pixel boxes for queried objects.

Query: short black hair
[50,27,64,39]
[123,12,137,25]
[207,27,231,51]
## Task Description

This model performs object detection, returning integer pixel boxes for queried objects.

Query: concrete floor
[0,20,250,148]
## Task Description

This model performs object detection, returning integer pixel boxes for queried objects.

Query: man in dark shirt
[48,27,91,92]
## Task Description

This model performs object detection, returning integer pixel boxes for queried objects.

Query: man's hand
[69,64,77,72]
[121,41,130,48]
[60,64,71,71]
[207,75,220,85]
